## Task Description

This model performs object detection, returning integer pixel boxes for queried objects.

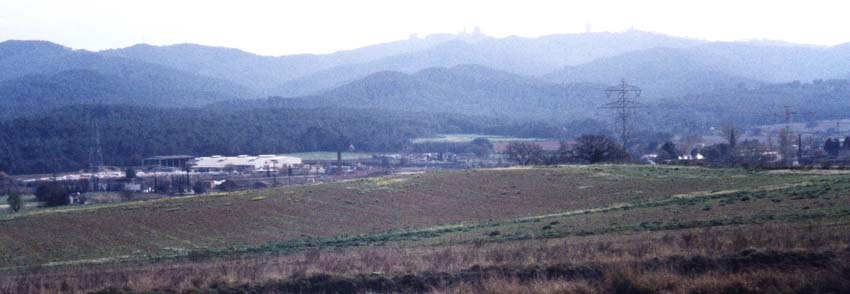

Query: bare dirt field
[1,165,849,293]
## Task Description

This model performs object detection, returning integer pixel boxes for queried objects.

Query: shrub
[6,193,21,212]
[606,270,652,294]
[124,168,137,179]
[218,180,239,192]
[34,182,69,207]
[193,181,208,194]
[571,134,629,164]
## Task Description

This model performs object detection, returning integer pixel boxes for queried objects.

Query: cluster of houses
[11,147,514,199]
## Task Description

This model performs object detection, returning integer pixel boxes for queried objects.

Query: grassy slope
[0,165,846,269]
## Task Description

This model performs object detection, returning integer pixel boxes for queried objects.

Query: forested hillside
[0,105,598,175]
[0,69,246,118]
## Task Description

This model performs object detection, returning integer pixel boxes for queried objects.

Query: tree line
[0,104,605,175]
[504,134,630,165]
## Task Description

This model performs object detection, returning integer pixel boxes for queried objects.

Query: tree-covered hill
[0,104,589,175]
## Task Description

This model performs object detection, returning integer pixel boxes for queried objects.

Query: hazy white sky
[1,0,849,56]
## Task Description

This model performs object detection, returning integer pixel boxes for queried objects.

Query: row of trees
[505,134,629,165]
[3,182,69,214]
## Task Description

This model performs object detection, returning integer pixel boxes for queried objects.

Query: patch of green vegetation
[489,208,850,243]
[347,176,410,193]
[159,204,850,263]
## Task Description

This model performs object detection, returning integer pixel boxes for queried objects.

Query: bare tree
[680,134,703,157]
[504,142,544,165]
[721,124,740,149]
[572,134,629,164]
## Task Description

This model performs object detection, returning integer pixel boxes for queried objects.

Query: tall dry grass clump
[1,222,849,293]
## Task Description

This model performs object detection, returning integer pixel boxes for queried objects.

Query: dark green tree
[470,138,494,157]
[6,193,21,213]
[125,168,137,179]
[824,138,841,157]
[660,141,678,159]
[192,181,208,194]
[722,125,739,150]
[34,182,69,207]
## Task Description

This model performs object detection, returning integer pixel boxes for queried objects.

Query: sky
[1,0,849,56]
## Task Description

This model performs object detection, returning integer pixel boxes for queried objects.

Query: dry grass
[2,165,849,293]
[2,222,848,293]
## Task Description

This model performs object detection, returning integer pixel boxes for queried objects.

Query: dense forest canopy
[0,104,606,175]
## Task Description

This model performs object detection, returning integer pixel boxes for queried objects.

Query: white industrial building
[192,155,302,173]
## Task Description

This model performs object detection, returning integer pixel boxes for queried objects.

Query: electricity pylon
[600,79,643,148]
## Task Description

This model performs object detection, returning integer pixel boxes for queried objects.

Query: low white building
[192,155,302,173]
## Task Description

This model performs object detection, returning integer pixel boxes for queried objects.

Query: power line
[600,79,643,147]
[88,119,104,192]
[769,105,815,165]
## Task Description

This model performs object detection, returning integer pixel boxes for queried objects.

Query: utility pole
[836,121,840,135]
[287,165,293,186]
[772,105,815,166]
[185,166,190,193]
[272,161,278,187]
[88,119,104,192]
[600,79,643,148]
[336,150,343,175]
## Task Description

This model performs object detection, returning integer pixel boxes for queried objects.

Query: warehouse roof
[192,154,301,170]
[143,155,195,161]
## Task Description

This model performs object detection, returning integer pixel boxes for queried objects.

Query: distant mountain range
[3,30,850,120]
[0,40,252,117]
[229,64,607,120]
[269,31,699,96]
[542,47,763,98]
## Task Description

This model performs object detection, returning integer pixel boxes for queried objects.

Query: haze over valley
[3,2,850,293]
